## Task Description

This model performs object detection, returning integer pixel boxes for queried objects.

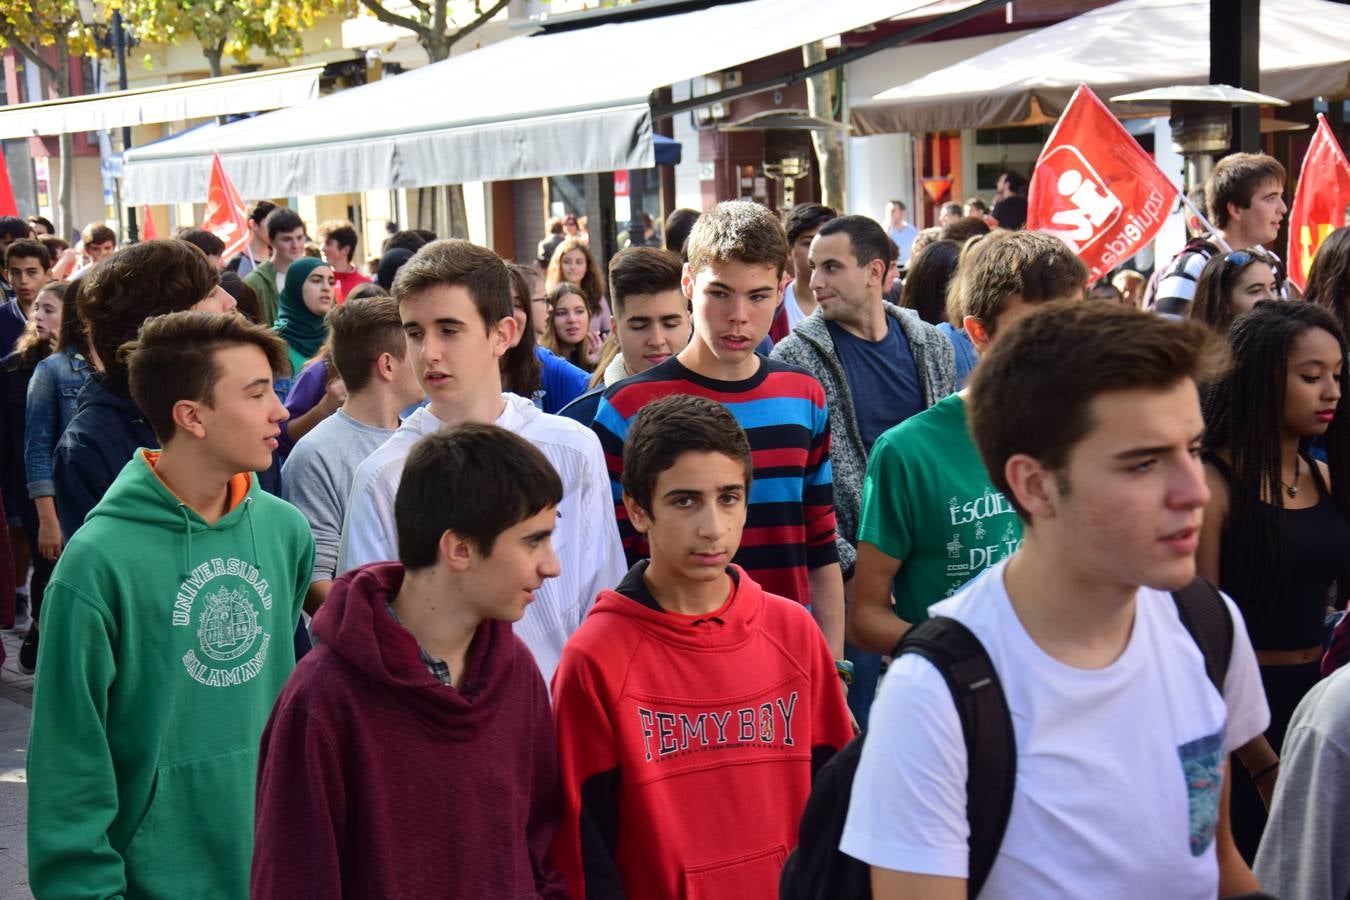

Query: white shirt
[337,393,626,683]
[842,560,1269,899]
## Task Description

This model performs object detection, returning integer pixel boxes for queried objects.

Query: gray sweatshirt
[281,408,398,583]
[1254,664,1350,900]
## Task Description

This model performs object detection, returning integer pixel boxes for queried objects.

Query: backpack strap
[1171,577,1233,695]
[896,617,1016,897]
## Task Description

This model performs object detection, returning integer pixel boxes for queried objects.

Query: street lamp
[77,0,139,242]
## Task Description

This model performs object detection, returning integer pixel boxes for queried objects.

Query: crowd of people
[2,146,1348,900]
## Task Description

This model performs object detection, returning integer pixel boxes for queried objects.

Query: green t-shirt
[856,393,1023,623]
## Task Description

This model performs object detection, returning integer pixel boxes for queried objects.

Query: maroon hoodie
[251,562,564,899]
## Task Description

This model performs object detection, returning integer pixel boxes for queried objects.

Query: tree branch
[0,27,60,81]
[445,0,508,49]
[355,0,428,38]
[406,0,432,19]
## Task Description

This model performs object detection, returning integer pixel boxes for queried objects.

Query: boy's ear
[438,529,477,571]
[621,490,652,535]
[492,315,518,359]
[964,314,992,354]
[171,398,208,440]
[681,263,695,301]
[1004,453,1057,521]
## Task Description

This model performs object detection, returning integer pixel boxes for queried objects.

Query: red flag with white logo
[202,153,250,259]
[1287,114,1350,292]
[1027,85,1179,281]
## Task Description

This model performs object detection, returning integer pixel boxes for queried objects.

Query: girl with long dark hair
[1304,224,1350,337]
[1198,300,1350,858]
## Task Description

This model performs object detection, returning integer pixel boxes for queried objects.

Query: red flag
[1287,114,1350,292]
[202,153,251,259]
[141,204,158,240]
[1027,85,1179,282]
[0,150,17,217]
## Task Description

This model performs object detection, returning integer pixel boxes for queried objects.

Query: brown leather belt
[1255,645,1323,666]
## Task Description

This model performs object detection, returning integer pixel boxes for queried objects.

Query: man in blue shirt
[771,214,955,726]
[885,200,918,267]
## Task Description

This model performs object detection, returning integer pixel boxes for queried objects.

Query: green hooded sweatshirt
[28,451,313,899]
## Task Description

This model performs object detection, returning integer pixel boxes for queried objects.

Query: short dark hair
[6,238,51,270]
[664,208,700,259]
[969,302,1221,519]
[219,270,263,324]
[81,240,218,379]
[1207,152,1286,228]
[174,228,226,258]
[608,246,683,318]
[125,311,289,443]
[815,215,891,270]
[345,281,390,302]
[382,229,429,254]
[393,239,512,334]
[621,394,753,516]
[965,197,989,215]
[328,295,407,394]
[939,215,991,244]
[0,217,29,241]
[940,202,964,218]
[318,220,359,259]
[396,424,563,567]
[38,234,69,255]
[264,207,305,242]
[686,200,789,280]
[26,215,54,235]
[999,170,1028,195]
[247,200,278,225]
[784,202,838,247]
[888,199,906,211]
[962,231,1088,337]
[82,223,116,247]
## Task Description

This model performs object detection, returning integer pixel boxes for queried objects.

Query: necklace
[1281,455,1300,499]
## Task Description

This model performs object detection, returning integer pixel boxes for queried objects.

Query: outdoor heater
[1111,84,1291,192]
[722,109,850,214]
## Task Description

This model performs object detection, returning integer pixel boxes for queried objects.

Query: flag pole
[1178,192,1231,254]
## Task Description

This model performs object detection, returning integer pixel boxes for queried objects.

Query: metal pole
[1210,0,1260,154]
[112,10,138,242]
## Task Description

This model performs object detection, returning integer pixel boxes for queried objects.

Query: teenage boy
[552,394,853,899]
[338,239,624,682]
[771,214,955,726]
[227,199,277,276]
[68,222,117,279]
[1,238,51,354]
[283,295,424,611]
[28,311,312,899]
[559,246,691,425]
[592,200,847,657]
[844,302,1268,898]
[1153,152,1288,316]
[848,231,1087,659]
[769,202,836,344]
[317,218,372,302]
[255,425,564,898]
[54,240,248,538]
[244,206,307,325]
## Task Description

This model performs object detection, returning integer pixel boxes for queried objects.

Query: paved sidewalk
[0,626,34,900]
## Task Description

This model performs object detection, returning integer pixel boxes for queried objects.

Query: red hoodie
[251,562,564,899]
[550,563,852,900]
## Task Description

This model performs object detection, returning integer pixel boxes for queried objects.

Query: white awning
[0,64,323,140]
[123,0,960,203]
[851,0,1350,135]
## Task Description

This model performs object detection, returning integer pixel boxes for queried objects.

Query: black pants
[1230,660,1322,861]
[15,493,55,626]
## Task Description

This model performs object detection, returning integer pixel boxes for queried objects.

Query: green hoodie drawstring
[177,504,193,579]
[243,496,260,565]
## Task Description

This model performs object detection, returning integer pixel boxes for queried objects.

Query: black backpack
[779,577,1232,900]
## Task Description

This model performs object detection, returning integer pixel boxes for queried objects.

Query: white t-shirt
[842,559,1269,899]
[336,393,626,683]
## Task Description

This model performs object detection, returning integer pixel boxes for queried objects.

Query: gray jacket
[770,304,956,575]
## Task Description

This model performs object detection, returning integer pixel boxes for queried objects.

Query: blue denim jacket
[25,347,92,498]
